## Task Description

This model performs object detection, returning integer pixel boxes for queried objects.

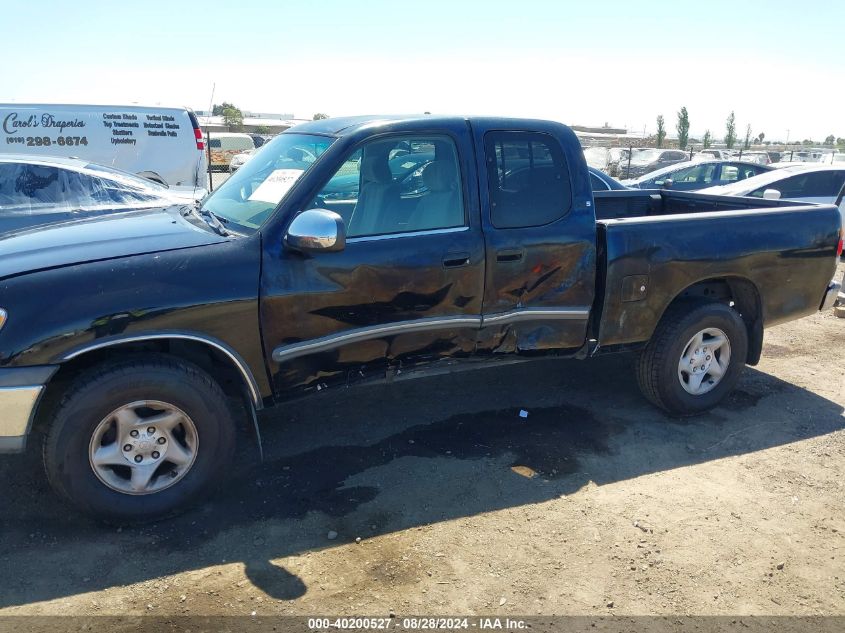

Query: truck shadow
[0,353,842,607]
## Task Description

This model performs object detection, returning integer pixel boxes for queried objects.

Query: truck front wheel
[43,357,236,522]
[636,301,748,415]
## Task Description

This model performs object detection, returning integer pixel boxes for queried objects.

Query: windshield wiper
[200,208,230,236]
[184,203,230,236]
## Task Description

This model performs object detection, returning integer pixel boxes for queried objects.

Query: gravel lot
[1,263,843,617]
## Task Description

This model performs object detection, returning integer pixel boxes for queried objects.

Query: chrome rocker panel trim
[272,308,590,363]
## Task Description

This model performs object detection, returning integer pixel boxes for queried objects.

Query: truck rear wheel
[43,357,235,522]
[636,301,748,415]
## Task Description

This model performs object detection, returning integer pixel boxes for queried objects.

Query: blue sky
[3,0,842,140]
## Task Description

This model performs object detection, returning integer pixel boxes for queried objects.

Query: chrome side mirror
[284,209,346,252]
[663,178,673,188]
[762,188,782,200]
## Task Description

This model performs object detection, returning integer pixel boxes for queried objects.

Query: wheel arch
[28,332,263,440]
[32,333,265,452]
[658,276,764,365]
[55,333,263,407]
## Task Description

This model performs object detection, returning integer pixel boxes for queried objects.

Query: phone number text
[6,136,89,147]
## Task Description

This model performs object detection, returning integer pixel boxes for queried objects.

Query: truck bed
[593,188,814,220]
[591,191,842,352]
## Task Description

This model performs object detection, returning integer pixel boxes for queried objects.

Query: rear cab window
[484,131,572,228]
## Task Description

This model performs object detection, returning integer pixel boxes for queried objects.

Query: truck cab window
[313,136,465,238]
[485,132,571,228]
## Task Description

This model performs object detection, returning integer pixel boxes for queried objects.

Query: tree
[702,129,712,148]
[757,132,765,144]
[312,113,329,120]
[253,125,271,134]
[824,134,836,145]
[724,111,737,149]
[743,124,752,150]
[656,115,666,148]
[212,102,238,116]
[222,105,244,132]
[838,138,845,147]
[676,107,690,150]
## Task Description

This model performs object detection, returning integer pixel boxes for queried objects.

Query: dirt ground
[1,264,844,618]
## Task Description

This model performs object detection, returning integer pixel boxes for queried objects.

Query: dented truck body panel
[596,203,841,348]
[470,119,597,356]
[0,231,271,400]
[258,117,487,395]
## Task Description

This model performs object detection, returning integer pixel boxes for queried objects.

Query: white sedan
[0,155,191,233]
[700,164,845,227]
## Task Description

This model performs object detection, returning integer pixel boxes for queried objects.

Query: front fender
[0,239,270,399]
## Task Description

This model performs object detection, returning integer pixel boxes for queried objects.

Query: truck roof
[289,114,566,136]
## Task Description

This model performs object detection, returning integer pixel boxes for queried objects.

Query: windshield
[631,149,661,163]
[201,133,334,231]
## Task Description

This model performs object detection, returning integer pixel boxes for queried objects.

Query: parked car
[779,150,824,164]
[229,149,256,173]
[0,155,188,233]
[583,147,610,172]
[739,151,771,166]
[623,160,771,191]
[606,148,629,177]
[588,166,628,190]
[617,148,689,179]
[0,103,208,198]
[0,115,840,522]
[207,133,255,171]
[248,134,270,148]
[698,149,730,160]
[817,152,845,165]
[700,164,845,224]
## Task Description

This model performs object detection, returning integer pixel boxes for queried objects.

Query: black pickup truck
[0,115,841,521]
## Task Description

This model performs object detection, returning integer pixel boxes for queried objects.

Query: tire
[636,300,748,416]
[43,356,236,522]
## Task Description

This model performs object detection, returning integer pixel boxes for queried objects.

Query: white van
[0,103,208,199]
[207,133,255,171]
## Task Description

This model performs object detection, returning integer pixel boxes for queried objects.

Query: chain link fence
[202,129,276,193]
[577,134,840,181]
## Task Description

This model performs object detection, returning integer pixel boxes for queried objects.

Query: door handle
[496,248,524,263]
[442,253,471,268]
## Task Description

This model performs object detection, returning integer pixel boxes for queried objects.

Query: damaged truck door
[475,127,596,354]
[262,128,486,395]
